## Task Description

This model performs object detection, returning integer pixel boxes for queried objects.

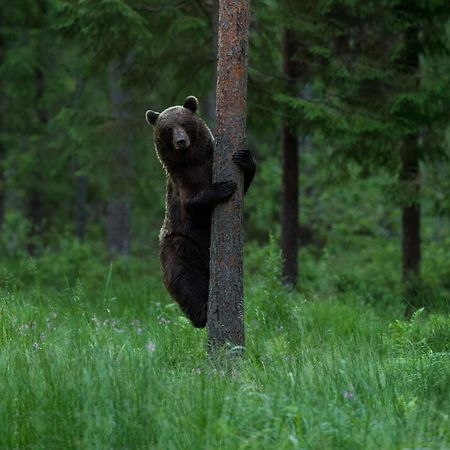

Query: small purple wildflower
[18,324,29,335]
[343,391,354,399]
[145,341,156,352]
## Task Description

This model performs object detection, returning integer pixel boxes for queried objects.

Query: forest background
[1,1,450,449]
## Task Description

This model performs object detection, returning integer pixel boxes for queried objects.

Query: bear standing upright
[146,96,256,328]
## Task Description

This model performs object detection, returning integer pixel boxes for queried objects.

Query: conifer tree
[208,0,250,351]
[276,0,450,308]
[280,26,300,287]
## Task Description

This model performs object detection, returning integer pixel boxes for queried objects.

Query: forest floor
[0,240,449,449]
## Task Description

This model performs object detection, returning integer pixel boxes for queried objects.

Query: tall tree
[276,0,450,308]
[107,60,132,257]
[0,21,5,230]
[208,0,250,351]
[27,0,48,254]
[400,25,421,316]
[280,26,300,286]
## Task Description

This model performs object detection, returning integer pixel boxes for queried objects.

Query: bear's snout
[173,127,190,150]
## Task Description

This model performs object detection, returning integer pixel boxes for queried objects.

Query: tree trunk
[107,60,132,258]
[74,174,87,241]
[0,28,4,230]
[281,28,303,286]
[200,0,219,126]
[208,0,250,352]
[27,186,45,254]
[0,149,4,229]
[402,135,421,317]
[401,27,421,317]
[27,67,47,255]
[27,0,48,255]
[281,120,298,286]
[107,200,131,256]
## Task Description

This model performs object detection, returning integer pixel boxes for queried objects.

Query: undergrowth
[0,239,449,449]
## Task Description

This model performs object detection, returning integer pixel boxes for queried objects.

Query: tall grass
[0,242,449,449]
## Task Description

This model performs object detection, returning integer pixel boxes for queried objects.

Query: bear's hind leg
[163,260,209,328]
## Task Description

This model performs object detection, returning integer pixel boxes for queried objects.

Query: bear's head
[146,96,213,168]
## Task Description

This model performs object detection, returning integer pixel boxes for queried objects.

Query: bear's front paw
[213,181,237,200]
[232,149,256,172]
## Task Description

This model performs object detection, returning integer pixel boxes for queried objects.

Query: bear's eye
[158,128,173,141]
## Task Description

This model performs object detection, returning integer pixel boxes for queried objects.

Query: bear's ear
[146,110,160,126]
[183,96,198,113]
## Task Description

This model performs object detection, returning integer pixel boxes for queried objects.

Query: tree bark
[400,27,421,317]
[0,27,4,230]
[107,60,132,258]
[107,200,131,256]
[281,124,298,285]
[27,0,48,255]
[208,0,250,352]
[401,134,421,317]
[74,174,87,241]
[281,28,300,286]
[0,146,4,229]
[200,0,219,126]
[27,67,47,254]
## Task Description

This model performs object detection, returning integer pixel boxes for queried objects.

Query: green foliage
[390,308,450,353]
[0,248,449,449]
[1,2,449,447]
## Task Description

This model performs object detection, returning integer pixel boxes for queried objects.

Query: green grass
[0,244,449,449]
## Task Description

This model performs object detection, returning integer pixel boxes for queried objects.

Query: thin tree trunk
[281,122,298,285]
[0,147,4,229]
[402,135,421,317]
[0,28,4,230]
[208,0,250,352]
[200,0,219,126]
[27,68,47,254]
[107,60,132,258]
[281,28,302,286]
[27,0,48,255]
[107,200,131,255]
[27,186,45,254]
[401,27,421,317]
[74,174,87,241]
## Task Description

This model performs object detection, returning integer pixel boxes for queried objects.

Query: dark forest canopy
[0,0,449,311]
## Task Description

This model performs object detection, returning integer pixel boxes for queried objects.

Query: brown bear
[146,95,256,328]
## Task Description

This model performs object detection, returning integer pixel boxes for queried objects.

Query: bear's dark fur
[146,96,256,328]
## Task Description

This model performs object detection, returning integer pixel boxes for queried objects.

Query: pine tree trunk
[200,0,219,126]
[281,124,298,285]
[0,29,4,230]
[74,174,87,241]
[0,161,4,229]
[27,187,45,254]
[208,0,250,352]
[28,65,47,255]
[401,27,421,317]
[107,200,131,256]
[281,29,300,286]
[107,60,132,258]
[402,135,421,317]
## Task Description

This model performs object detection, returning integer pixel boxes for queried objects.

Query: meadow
[1,239,449,450]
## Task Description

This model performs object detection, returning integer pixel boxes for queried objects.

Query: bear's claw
[213,180,237,199]
[232,149,256,171]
